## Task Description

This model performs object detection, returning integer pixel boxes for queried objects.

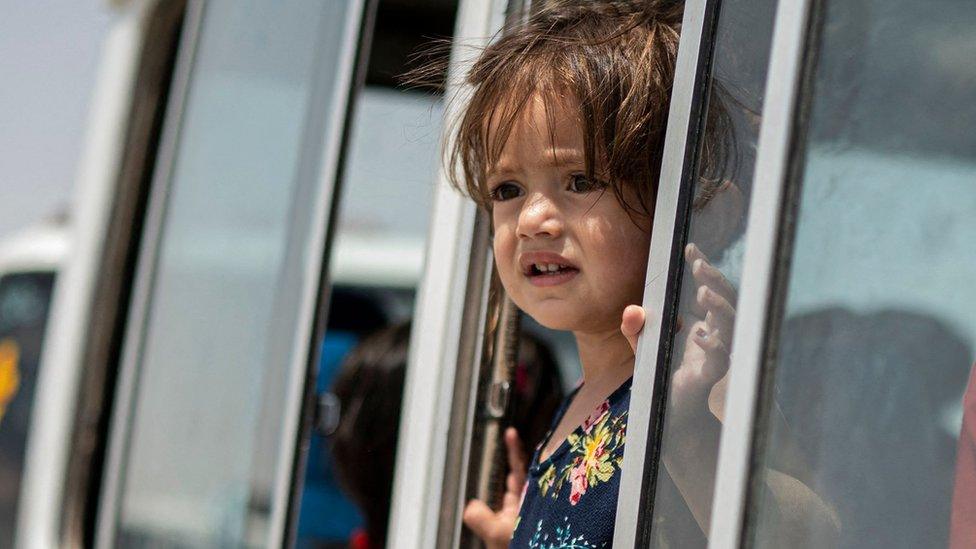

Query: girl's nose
[517,193,562,240]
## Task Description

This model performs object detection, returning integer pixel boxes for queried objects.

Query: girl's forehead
[487,93,587,167]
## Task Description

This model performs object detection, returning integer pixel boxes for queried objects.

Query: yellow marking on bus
[0,338,21,427]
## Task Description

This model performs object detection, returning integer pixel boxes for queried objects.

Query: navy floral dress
[510,378,631,548]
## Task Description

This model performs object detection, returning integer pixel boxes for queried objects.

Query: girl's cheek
[492,229,519,288]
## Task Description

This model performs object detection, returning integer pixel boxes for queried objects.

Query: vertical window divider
[706,0,814,547]
[93,1,206,546]
[612,0,714,545]
[385,1,507,547]
[266,0,369,546]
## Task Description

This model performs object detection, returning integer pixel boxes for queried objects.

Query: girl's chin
[522,303,611,333]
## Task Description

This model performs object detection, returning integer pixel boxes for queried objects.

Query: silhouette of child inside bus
[328,321,564,549]
[414,0,837,546]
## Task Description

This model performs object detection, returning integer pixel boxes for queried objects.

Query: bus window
[292,0,575,543]
[0,271,55,545]
[745,0,976,547]
[631,0,776,548]
[292,0,458,546]
[97,1,365,546]
[612,0,778,544]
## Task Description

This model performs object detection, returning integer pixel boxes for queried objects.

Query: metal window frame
[94,1,206,545]
[384,1,508,547]
[707,0,815,546]
[278,0,378,544]
[265,0,368,546]
[60,2,187,545]
[93,0,368,546]
[612,0,719,544]
[15,2,186,547]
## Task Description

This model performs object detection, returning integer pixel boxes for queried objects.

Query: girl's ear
[688,180,745,258]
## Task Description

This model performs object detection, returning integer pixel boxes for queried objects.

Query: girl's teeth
[531,262,572,274]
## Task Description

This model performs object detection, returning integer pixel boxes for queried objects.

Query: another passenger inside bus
[328,321,564,549]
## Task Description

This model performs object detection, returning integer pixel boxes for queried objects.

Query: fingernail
[698,286,709,302]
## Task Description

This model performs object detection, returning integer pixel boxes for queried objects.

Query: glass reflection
[748,0,976,547]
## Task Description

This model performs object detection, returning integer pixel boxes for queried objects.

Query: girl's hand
[621,304,646,354]
[463,427,527,549]
[618,244,736,423]
[672,243,736,424]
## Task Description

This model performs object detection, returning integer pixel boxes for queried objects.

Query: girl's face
[487,95,652,334]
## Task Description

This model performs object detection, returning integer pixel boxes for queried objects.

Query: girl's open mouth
[526,263,579,287]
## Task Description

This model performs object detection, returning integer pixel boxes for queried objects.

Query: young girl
[443,1,836,547]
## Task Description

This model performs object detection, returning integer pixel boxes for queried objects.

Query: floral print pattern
[527,517,607,549]
[534,398,627,506]
[511,378,631,548]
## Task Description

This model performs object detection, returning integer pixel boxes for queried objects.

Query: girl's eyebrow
[489,148,585,177]
[487,163,519,178]
[542,148,584,167]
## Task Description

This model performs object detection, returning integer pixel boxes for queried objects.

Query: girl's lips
[526,268,579,287]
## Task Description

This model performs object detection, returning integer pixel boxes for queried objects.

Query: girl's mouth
[526,263,579,287]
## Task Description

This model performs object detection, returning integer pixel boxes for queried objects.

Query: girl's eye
[489,182,523,202]
[568,173,607,194]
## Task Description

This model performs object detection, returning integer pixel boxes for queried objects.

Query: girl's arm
[622,266,840,543]
[657,408,839,544]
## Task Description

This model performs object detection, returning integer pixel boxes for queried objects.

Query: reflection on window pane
[115,1,351,546]
[748,1,976,548]
[647,0,776,546]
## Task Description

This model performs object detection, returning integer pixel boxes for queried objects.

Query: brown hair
[447,0,685,219]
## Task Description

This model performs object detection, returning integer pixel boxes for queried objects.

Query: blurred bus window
[0,271,56,546]
[644,0,776,544]
[747,1,976,547]
[293,1,454,546]
[111,1,358,546]
[295,0,577,546]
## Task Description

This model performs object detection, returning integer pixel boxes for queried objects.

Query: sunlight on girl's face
[487,94,652,334]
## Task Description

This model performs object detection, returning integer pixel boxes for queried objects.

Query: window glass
[645,0,776,545]
[292,1,454,546]
[747,1,976,547]
[0,271,55,545]
[113,1,354,546]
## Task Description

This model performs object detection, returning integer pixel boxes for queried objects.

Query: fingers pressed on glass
[697,286,736,344]
[691,255,738,304]
[691,326,731,383]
